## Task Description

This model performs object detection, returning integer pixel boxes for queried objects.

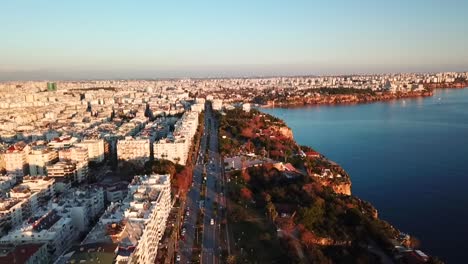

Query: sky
[1,0,468,80]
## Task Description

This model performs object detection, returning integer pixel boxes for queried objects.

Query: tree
[299,201,324,231]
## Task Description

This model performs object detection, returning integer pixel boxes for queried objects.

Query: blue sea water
[262,88,468,263]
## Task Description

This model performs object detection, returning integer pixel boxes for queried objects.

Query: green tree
[299,201,324,231]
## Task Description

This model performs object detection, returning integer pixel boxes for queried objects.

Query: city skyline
[1,0,468,80]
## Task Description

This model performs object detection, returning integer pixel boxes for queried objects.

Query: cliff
[272,125,294,139]
[220,108,439,263]
[331,182,351,195]
[262,89,434,108]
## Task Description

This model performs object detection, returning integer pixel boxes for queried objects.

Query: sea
[262,88,468,263]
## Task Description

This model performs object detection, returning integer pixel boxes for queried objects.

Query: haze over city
[1,0,468,80]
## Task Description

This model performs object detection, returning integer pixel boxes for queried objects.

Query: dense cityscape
[0,72,463,263]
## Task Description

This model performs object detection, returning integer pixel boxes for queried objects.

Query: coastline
[258,89,468,263]
[220,108,443,263]
[260,90,433,108]
[258,84,467,109]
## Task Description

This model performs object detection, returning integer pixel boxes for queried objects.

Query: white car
[176,254,181,262]
[210,218,215,225]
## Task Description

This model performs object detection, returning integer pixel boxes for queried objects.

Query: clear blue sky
[1,0,467,80]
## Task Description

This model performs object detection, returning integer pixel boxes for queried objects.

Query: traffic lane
[202,169,217,261]
[179,144,208,262]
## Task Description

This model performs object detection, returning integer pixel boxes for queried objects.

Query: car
[176,254,181,262]
[186,211,190,216]
[210,218,215,225]
[182,228,186,233]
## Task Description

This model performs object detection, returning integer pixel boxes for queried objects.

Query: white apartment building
[0,198,30,235]
[46,161,77,189]
[153,111,199,165]
[0,174,17,193]
[51,186,105,232]
[82,174,171,264]
[28,147,58,176]
[191,103,205,112]
[0,177,56,235]
[76,138,105,163]
[127,174,171,264]
[48,136,79,149]
[105,182,128,203]
[117,137,151,164]
[0,210,79,259]
[4,144,30,179]
[10,177,55,214]
[58,147,89,182]
[212,99,223,110]
[153,137,189,165]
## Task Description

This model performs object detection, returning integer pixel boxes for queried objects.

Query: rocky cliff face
[331,182,352,196]
[272,126,294,139]
[319,180,352,195]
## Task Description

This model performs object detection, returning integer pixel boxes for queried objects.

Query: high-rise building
[117,137,150,165]
[82,174,172,264]
[28,147,58,176]
[4,144,29,179]
[153,137,189,165]
[58,147,89,183]
[46,161,77,183]
[76,139,105,163]
[48,136,79,150]
[0,210,78,259]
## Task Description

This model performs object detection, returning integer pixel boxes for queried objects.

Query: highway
[177,105,209,264]
[178,103,230,264]
[201,104,228,264]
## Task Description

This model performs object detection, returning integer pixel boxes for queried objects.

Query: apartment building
[28,147,58,176]
[212,98,223,110]
[82,174,172,264]
[51,186,105,232]
[48,136,79,150]
[4,143,29,179]
[58,147,89,183]
[46,161,77,188]
[153,137,189,165]
[10,177,55,214]
[153,111,199,165]
[0,198,30,235]
[76,138,105,163]
[0,174,16,193]
[117,137,150,165]
[0,210,79,259]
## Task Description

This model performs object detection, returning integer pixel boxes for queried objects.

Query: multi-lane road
[177,106,209,264]
[201,104,230,264]
[178,103,229,264]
